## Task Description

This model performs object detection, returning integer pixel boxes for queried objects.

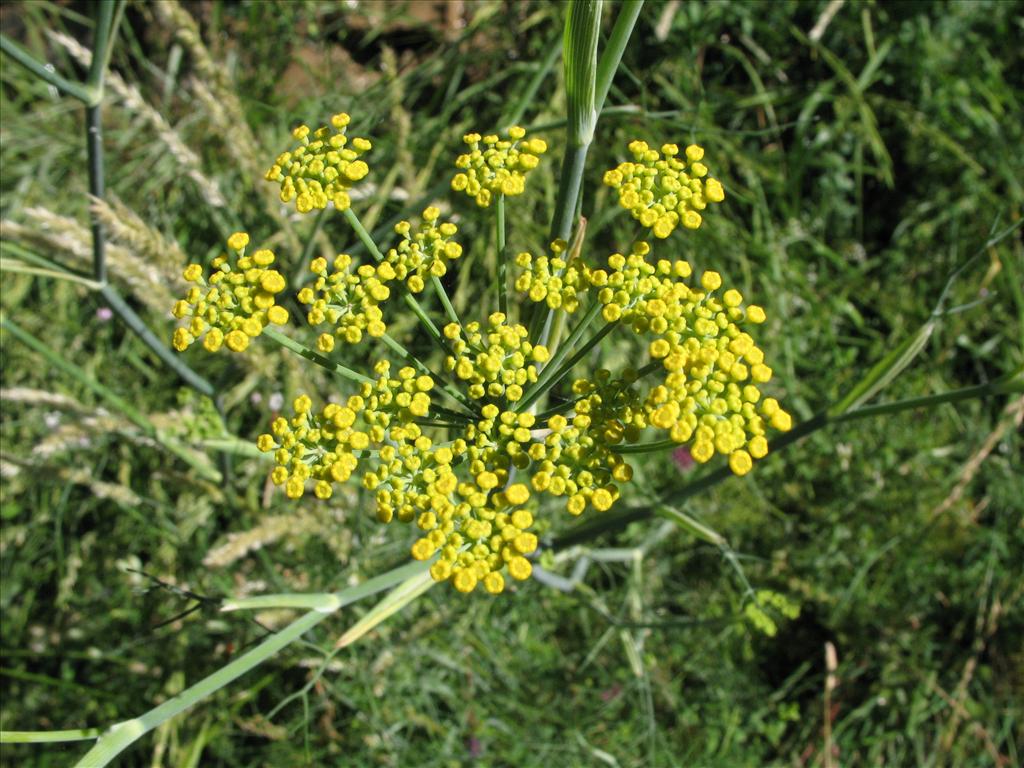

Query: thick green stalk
[86,104,107,284]
[262,327,372,385]
[87,0,126,93]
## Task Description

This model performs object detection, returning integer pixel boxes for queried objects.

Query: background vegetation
[1,1,1021,765]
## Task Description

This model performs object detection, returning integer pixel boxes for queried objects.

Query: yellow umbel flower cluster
[383,207,463,293]
[409,404,541,594]
[257,361,436,501]
[177,119,794,597]
[451,126,548,207]
[265,113,371,214]
[298,254,389,351]
[603,142,725,238]
[258,370,538,595]
[583,241,790,475]
[443,313,550,402]
[513,239,587,313]
[171,232,289,353]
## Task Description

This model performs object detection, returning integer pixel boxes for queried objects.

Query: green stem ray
[262,327,372,385]
[518,302,606,412]
[496,194,508,316]
[0,34,95,103]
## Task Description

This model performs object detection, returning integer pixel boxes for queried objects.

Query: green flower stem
[612,439,678,455]
[496,193,508,316]
[413,419,465,429]
[262,327,372,385]
[73,560,429,766]
[558,374,1020,548]
[535,395,584,421]
[1,729,104,744]
[86,104,107,284]
[549,137,592,246]
[828,318,935,416]
[342,206,446,352]
[431,275,461,326]
[519,306,612,413]
[106,284,218,398]
[636,360,662,378]
[653,504,726,548]
[1,315,220,482]
[429,403,474,423]
[519,302,602,411]
[538,320,617,395]
[0,34,96,104]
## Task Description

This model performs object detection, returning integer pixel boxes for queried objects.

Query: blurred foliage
[1,0,1021,765]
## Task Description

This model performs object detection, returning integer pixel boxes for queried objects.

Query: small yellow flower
[265,112,372,214]
[170,234,288,353]
[603,140,725,238]
[451,127,547,207]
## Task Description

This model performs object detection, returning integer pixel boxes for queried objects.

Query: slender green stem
[612,439,677,455]
[0,34,96,104]
[430,403,474,423]
[430,275,461,326]
[496,194,508,316]
[86,104,106,284]
[517,303,607,412]
[534,395,584,421]
[595,1,644,115]
[262,327,371,385]
[535,320,616,400]
[342,206,444,347]
[1,729,103,744]
[101,286,216,397]
[833,377,1023,420]
[87,0,125,92]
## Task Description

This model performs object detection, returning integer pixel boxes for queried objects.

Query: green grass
[1,1,1022,765]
